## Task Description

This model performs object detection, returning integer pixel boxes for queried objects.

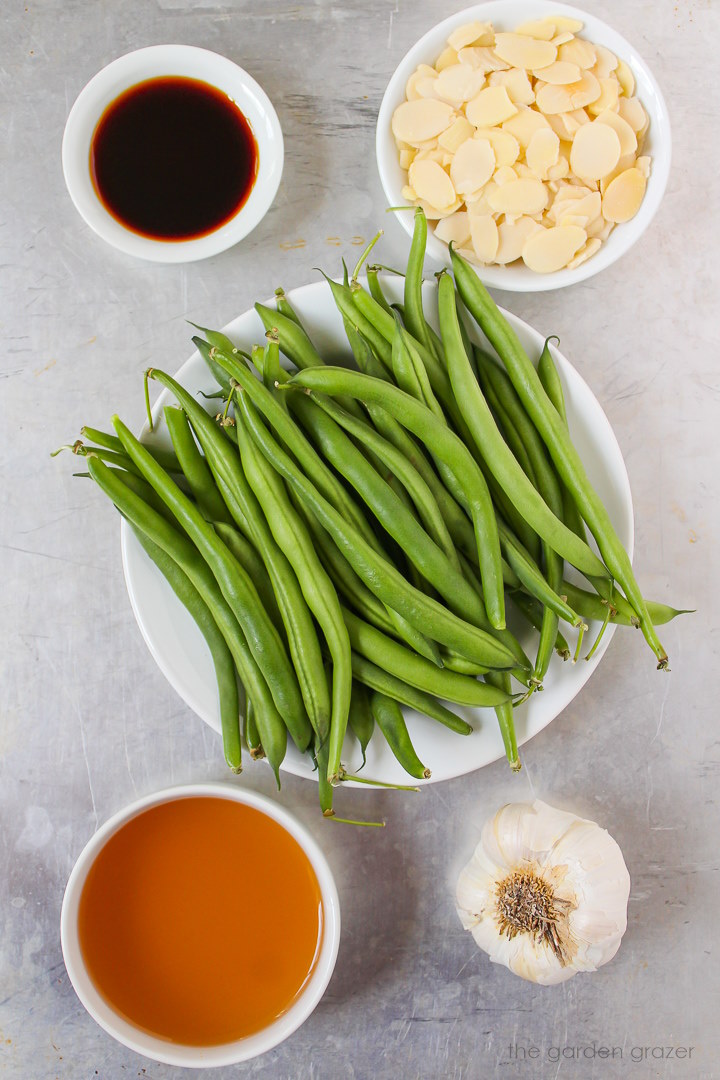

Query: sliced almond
[458,46,510,73]
[414,146,448,165]
[557,213,588,228]
[534,59,582,84]
[416,197,464,220]
[555,190,601,223]
[470,214,499,261]
[526,127,560,179]
[558,37,596,69]
[489,66,536,105]
[466,180,498,213]
[535,82,574,114]
[501,104,551,146]
[568,70,601,109]
[493,164,518,185]
[601,166,646,222]
[392,99,456,143]
[587,77,620,116]
[636,155,651,178]
[617,96,647,133]
[438,115,475,152]
[570,121,621,179]
[399,148,416,169]
[566,236,601,269]
[450,137,496,194]
[615,58,635,97]
[514,19,557,40]
[587,217,614,240]
[401,184,416,201]
[495,216,544,263]
[594,109,637,155]
[551,31,575,46]
[416,77,441,99]
[545,109,583,139]
[522,224,586,271]
[447,21,495,51]
[599,150,636,193]
[466,85,518,127]
[435,63,486,104]
[488,177,548,215]
[494,32,557,70]
[409,158,456,208]
[455,245,482,266]
[434,211,471,246]
[435,46,459,73]
[592,45,619,80]
[546,156,570,180]
[473,127,520,166]
[547,15,584,33]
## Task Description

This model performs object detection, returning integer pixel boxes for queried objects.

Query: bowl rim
[376,0,671,292]
[60,782,341,1067]
[61,44,284,264]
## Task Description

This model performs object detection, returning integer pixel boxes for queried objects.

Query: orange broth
[77,796,323,1045]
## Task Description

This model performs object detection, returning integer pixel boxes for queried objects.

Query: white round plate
[121,276,633,784]
[376,0,671,292]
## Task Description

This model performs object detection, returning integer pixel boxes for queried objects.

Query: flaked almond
[470,214,499,261]
[466,85,518,127]
[522,224,586,271]
[526,127,560,178]
[434,211,471,245]
[473,127,520,166]
[570,121,621,180]
[488,177,548,215]
[450,137,496,193]
[408,158,456,208]
[392,98,456,143]
[447,21,494,51]
[601,167,646,222]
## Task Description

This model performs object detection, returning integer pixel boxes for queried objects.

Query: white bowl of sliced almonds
[376,1,670,290]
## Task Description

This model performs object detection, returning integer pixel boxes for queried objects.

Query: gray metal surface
[1,1,718,1077]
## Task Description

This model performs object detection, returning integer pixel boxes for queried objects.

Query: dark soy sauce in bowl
[90,76,258,241]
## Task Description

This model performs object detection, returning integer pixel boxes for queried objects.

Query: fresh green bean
[236,402,347,771]
[244,698,264,760]
[342,607,511,708]
[80,427,182,474]
[192,334,234,393]
[484,669,519,770]
[287,367,506,630]
[510,592,571,661]
[498,520,583,628]
[560,581,693,628]
[438,271,610,583]
[403,207,441,363]
[147,368,346,737]
[236,387,519,669]
[348,681,374,768]
[305,391,460,569]
[164,406,233,525]
[273,287,302,326]
[289,391,487,627]
[367,266,393,316]
[87,454,288,782]
[451,246,668,667]
[475,351,566,683]
[113,414,311,748]
[131,523,242,772]
[255,302,325,369]
[370,691,430,780]
[213,522,284,633]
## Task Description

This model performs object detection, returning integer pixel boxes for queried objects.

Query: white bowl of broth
[61,45,284,262]
[60,784,340,1066]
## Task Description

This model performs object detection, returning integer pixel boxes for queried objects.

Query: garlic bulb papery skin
[456,799,630,986]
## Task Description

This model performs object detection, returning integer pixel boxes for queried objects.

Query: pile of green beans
[62,208,687,822]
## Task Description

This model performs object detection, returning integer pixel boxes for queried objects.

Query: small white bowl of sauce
[60,784,340,1067]
[62,45,284,262]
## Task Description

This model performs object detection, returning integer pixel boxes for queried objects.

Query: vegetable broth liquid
[78,797,323,1045]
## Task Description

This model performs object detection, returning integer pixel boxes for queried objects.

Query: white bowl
[62,45,283,263]
[376,0,671,291]
[60,783,340,1067]
[120,275,633,785]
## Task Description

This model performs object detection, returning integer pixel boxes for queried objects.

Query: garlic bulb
[456,799,630,985]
